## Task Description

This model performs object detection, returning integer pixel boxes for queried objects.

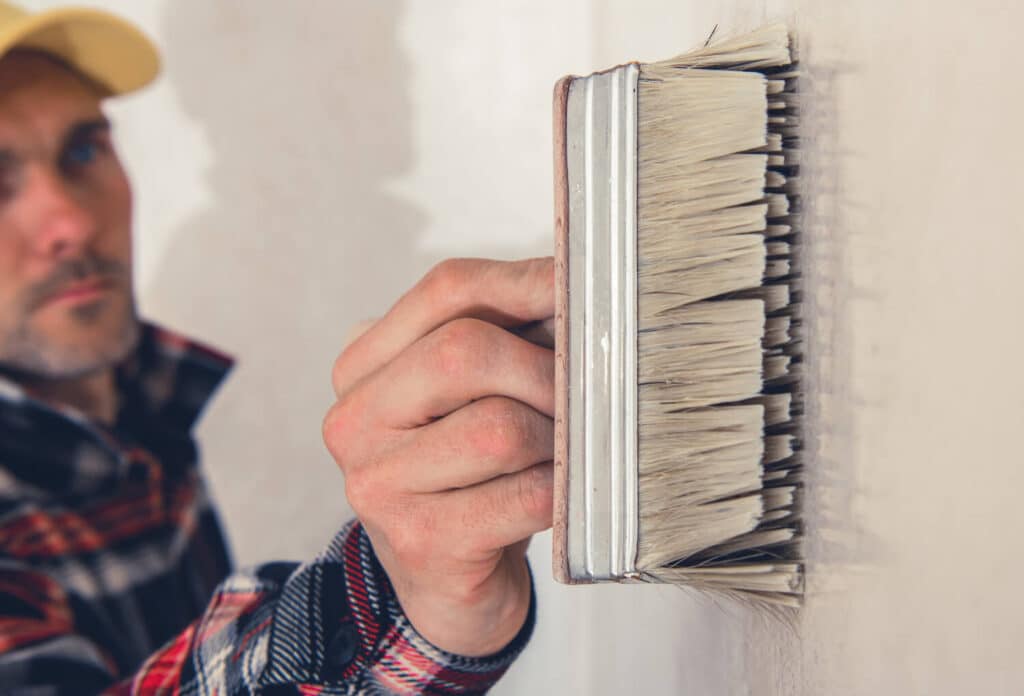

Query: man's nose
[26,168,97,258]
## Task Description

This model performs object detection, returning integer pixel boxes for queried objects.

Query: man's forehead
[0,51,106,148]
[0,49,101,89]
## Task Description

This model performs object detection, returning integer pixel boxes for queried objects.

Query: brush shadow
[741,17,891,685]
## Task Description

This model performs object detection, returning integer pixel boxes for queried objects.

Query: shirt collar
[0,322,234,433]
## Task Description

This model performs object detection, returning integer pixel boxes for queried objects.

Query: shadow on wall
[154,0,427,338]
[146,0,435,563]
[743,39,885,692]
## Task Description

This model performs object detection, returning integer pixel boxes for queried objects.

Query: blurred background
[22,1,1024,693]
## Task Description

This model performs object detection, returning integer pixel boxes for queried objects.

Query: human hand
[323,257,554,657]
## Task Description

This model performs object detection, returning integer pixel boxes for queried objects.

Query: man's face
[0,52,137,380]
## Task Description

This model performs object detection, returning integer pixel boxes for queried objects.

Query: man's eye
[63,140,100,168]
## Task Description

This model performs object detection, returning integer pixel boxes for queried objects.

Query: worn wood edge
[552,74,578,585]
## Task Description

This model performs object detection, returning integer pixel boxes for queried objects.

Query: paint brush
[551,23,803,605]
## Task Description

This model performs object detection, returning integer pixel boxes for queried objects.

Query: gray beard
[1,303,141,380]
[0,255,141,380]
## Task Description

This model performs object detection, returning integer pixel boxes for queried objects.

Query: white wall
[21,1,1024,694]
[747,2,1024,694]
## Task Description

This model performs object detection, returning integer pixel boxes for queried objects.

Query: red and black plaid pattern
[0,325,532,694]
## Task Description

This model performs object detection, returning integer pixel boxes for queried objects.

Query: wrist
[402,559,534,657]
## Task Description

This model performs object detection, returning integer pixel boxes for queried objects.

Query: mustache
[24,254,128,310]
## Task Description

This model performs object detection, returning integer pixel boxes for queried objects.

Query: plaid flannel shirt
[0,324,533,694]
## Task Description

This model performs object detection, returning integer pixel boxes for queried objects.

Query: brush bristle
[634,24,803,605]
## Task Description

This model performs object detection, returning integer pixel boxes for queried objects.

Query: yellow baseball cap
[0,1,160,95]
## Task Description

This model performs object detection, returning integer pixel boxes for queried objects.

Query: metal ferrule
[565,63,639,581]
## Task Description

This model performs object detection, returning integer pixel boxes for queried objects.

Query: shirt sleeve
[0,520,535,695]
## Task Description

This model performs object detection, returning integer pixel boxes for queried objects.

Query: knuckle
[429,317,491,377]
[322,402,349,462]
[342,470,377,518]
[323,396,373,472]
[470,398,529,461]
[422,258,474,306]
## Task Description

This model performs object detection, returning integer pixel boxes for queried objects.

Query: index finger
[333,257,554,397]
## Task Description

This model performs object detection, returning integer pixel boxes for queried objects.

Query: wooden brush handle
[552,75,574,584]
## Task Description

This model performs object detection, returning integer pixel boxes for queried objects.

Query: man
[0,3,554,693]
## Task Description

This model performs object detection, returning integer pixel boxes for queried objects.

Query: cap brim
[0,7,160,96]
